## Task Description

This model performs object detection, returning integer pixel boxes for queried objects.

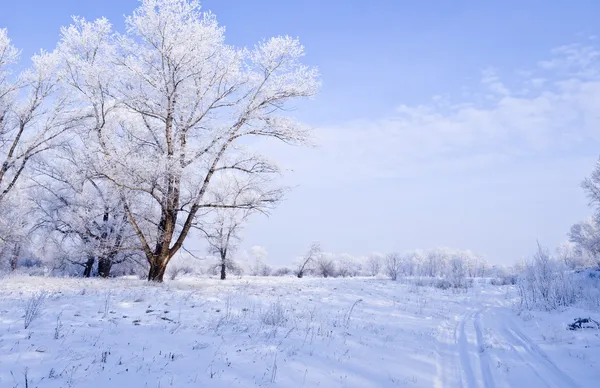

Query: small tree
[572,157,600,268]
[366,255,382,276]
[200,207,250,280]
[385,253,401,281]
[250,245,271,276]
[556,241,594,270]
[568,218,600,268]
[296,243,320,278]
[316,255,336,278]
[448,257,467,289]
[336,254,361,277]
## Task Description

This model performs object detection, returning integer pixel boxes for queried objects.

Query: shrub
[261,301,288,326]
[24,292,47,329]
[316,257,336,278]
[490,275,517,286]
[434,279,452,290]
[517,244,578,311]
[167,265,194,280]
[272,267,292,276]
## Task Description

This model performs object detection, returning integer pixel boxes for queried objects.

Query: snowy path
[0,276,597,387]
[435,307,495,388]
[487,309,582,388]
[436,298,588,388]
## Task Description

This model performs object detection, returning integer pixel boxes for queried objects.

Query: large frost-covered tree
[0,29,77,266]
[55,0,319,281]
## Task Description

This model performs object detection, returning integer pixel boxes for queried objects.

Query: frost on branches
[54,0,320,281]
[30,147,142,278]
[0,28,79,268]
[199,206,251,280]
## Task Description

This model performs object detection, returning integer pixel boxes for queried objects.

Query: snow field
[0,276,597,387]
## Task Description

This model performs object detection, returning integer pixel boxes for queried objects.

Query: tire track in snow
[438,302,582,388]
[473,310,495,388]
[435,314,465,388]
[499,324,561,388]
[458,312,477,388]
[480,309,582,388]
[504,320,581,388]
[438,308,491,388]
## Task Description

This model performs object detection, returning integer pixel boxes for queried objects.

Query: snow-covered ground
[0,276,598,387]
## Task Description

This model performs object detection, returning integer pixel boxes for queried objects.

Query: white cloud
[286,42,600,182]
[538,43,600,78]
[246,42,600,264]
[481,67,510,96]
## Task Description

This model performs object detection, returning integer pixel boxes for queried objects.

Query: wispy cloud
[247,41,600,264]
[538,42,600,78]
[285,41,600,182]
[481,67,510,96]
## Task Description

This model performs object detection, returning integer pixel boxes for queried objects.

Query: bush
[24,292,47,329]
[433,279,452,290]
[272,267,292,276]
[490,275,517,286]
[517,244,578,311]
[261,301,288,326]
[167,265,194,280]
[316,257,336,278]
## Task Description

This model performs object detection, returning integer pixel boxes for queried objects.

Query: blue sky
[3,1,600,264]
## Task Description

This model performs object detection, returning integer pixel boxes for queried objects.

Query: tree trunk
[97,257,112,278]
[297,271,303,278]
[83,257,95,277]
[220,263,226,280]
[148,259,168,282]
[9,244,20,272]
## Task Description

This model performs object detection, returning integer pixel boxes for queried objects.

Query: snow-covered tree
[448,257,467,289]
[200,208,246,280]
[385,253,402,281]
[0,29,78,266]
[30,149,142,278]
[55,0,319,281]
[0,30,75,203]
[0,194,30,271]
[556,240,594,270]
[568,218,600,267]
[366,254,382,276]
[424,248,449,277]
[250,245,270,276]
[564,158,600,269]
[335,253,362,277]
[295,243,320,278]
